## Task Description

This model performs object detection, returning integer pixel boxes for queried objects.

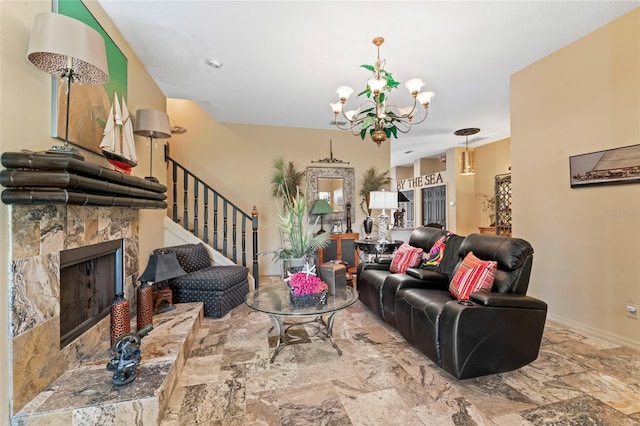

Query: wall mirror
[317,178,344,212]
[307,167,355,224]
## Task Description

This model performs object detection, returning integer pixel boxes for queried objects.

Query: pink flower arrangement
[288,272,328,296]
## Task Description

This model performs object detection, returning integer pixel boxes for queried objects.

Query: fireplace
[59,239,124,348]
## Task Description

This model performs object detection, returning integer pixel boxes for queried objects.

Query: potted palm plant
[269,184,330,274]
[358,167,392,215]
[270,156,305,208]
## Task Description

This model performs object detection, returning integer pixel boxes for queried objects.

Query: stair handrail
[165,146,259,287]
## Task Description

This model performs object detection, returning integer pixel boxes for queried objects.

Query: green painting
[54,0,128,155]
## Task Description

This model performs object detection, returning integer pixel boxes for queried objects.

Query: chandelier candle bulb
[331,36,434,146]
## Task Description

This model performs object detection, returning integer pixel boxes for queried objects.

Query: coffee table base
[268,312,342,363]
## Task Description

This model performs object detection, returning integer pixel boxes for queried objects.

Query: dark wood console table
[317,233,359,273]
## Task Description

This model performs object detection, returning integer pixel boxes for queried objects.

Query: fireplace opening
[59,239,124,348]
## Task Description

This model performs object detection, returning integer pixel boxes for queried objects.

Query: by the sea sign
[396,172,444,190]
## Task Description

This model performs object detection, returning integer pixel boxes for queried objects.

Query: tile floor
[161,279,640,425]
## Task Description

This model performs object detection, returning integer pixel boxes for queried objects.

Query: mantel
[0,152,167,209]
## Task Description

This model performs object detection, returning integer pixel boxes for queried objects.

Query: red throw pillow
[389,243,424,273]
[449,251,497,300]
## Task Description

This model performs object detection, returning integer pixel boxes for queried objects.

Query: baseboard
[547,313,640,352]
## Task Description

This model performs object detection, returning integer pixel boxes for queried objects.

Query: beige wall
[0,1,167,421]
[512,8,640,349]
[394,165,413,182]
[167,99,390,276]
[443,147,475,235]
[474,138,511,226]
[418,158,446,174]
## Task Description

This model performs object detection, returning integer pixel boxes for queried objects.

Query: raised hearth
[12,303,203,424]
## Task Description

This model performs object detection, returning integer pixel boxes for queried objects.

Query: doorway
[422,185,447,228]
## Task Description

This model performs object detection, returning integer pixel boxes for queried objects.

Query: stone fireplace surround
[9,204,139,414]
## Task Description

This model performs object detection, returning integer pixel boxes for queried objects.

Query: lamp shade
[369,191,398,210]
[460,150,476,175]
[311,199,334,215]
[134,109,171,139]
[404,78,425,94]
[27,12,109,84]
[138,252,186,283]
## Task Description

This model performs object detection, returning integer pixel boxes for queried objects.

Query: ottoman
[171,265,249,318]
[154,243,249,318]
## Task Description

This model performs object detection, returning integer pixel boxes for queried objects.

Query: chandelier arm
[408,106,431,126]
[387,97,418,120]
[334,114,367,134]
[393,120,413,134]
[333,119,354,131]
[343,99,377,123]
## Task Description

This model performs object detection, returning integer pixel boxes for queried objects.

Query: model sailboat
[100,92,138,174]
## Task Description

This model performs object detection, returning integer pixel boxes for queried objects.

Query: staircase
[165,147,259,287]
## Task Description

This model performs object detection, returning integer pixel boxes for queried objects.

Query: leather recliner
[357,228,547,379]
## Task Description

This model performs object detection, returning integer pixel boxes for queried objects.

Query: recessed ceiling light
[404,150,413,154]
[206,58,223,69]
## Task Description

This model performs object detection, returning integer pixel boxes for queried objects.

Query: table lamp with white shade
[368,190,398,243]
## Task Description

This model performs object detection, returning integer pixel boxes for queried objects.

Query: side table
[354,239,404,263]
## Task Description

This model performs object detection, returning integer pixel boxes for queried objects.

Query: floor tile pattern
[162,279,640,425]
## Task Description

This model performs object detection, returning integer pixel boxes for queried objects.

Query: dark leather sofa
[357,227,547,379]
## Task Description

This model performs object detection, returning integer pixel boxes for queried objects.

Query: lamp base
[46,144,84,161]
[145,176,159,183]
[377,212,390,243]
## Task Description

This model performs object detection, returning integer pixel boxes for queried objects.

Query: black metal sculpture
[106,324,153,386]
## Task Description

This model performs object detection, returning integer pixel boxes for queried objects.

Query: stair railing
[165,147,259,287]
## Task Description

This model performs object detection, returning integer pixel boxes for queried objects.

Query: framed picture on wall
[569,144,640,188]
[53,0,128,155]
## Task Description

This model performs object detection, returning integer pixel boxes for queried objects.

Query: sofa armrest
[469,293,547,310]
[357,261,391,274]
[405,267,448,282]
[439,297,548,379]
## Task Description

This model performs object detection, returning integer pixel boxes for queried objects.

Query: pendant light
[455,128,479,175]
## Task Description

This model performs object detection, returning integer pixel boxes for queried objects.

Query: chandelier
[330,37,434,147]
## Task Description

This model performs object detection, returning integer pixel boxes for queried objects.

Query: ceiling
[97,1,638,167]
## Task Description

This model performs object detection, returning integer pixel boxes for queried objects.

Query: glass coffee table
[246,283,358,363]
